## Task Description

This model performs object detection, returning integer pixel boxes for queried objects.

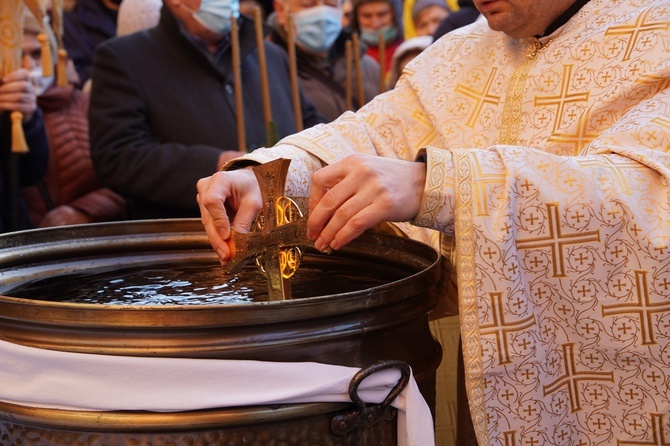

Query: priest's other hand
[0,69,37,122]
[307,154,426,251]
[196,168,262,265]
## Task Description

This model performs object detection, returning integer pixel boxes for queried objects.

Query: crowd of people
[1,0,471,230]
[3,0,670,445]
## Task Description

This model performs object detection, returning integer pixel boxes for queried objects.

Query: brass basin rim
[0,400,350,432]
[0,220,441,328]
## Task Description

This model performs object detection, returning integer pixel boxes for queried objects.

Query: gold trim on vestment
[453,148,490,446]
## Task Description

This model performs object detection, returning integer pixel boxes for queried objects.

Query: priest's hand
[0,69,37,122]
[196,168,263,265]
[307,154,426,251]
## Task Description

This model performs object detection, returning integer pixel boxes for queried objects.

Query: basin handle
[331,360,411,435]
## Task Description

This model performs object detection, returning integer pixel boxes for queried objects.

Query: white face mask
[181,0,240,35]
[292,5,343,53]
[28,66,54,96]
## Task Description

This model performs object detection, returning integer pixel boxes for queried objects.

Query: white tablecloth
[0,339,434,445]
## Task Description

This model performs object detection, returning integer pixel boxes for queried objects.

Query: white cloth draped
[0,339,434,446]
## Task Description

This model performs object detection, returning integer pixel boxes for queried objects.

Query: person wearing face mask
[269,0,380,122]
[350,0,403,87]
[88,0,325,220]
[18,13,128,228]
[63,0,121,90]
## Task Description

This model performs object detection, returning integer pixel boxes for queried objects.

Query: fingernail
[315,238,325,252]
[306,229,314,240]
[216,249,226,263]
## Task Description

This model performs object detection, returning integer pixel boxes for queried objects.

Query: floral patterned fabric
[238,1,670,444]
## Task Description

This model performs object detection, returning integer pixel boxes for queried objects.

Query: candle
[230,16,246,152]
[378,30,386,93]
[254,6,273,145]
[351,33,365,108]
[345,39,353,111]
[287,15,303,132]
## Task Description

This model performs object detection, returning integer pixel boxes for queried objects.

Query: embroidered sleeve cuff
[221,145,324,198]
[412,147,456,235]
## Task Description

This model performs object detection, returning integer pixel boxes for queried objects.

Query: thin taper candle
[254,7,272,131]
[345,40,353,110]
[230,16,246,152]
[287,15,303,132]
[378,30,386,93]
[351,33,365,108]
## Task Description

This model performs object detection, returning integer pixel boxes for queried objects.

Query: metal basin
[0,219,442,445]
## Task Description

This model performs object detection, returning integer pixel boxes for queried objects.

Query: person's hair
[350,0,402,33]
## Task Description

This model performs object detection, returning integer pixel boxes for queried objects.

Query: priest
[197,1,670,444]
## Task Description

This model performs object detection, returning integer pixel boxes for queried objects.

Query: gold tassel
[56,48,68,86]
[37,32,53,77]
[10,111,29,153]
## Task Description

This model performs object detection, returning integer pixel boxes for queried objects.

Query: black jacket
[63,0,118,88]
[89,8,324,219]
[0,110,49,232]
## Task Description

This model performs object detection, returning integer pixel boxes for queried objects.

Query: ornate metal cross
[224,158,322,300]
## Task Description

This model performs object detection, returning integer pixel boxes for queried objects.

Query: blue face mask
[292,5,343,53]
[183,0,240,35]
[359,24,398,47]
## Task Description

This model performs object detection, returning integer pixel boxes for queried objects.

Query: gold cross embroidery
[479,292,535,365]
[447,32,481,62]
[547,111,600,155]
[516,203,600,277]
[455,68,501,128]
[602,270,670,345]
[577,156,645,195]
[534,65,590,134]
[650,116,670,152]
[411,109,438,148]
[503,431,517,446]
[605,9,670,61]
[472,157,506,216]
[543,343,614,413]
[617,413,668,446]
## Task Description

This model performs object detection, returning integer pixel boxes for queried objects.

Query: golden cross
[516,203,600,277]
[224,159,320,300]
[455,68,501,128]
[472,157,506,217]
[479,292,535,365]
[577,155,646,195]
[542,343,614,413]
[547,111,600,155]
[602,270,670,345]
[605,9,670,61]
[534,65,590,134]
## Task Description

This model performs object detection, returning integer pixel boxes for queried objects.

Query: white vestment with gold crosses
[238,0,670,444]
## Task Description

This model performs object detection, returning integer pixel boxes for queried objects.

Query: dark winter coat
[89,8,324,219]
[0,111,49,232]
[63,0,118,88]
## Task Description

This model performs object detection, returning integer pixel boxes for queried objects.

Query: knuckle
[347,213,369,234]
[200,194,221,208]
[320,188,340,209]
